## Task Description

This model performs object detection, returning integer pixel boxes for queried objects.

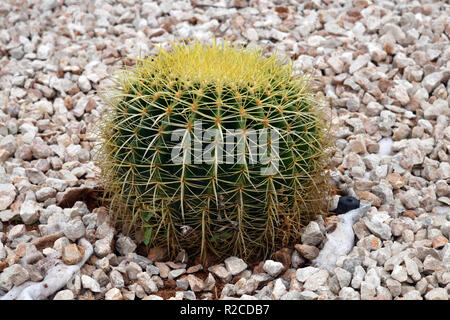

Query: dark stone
[335,196,360,215]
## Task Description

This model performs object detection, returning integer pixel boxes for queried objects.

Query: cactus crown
[118,41,294,91]
[96,41,332,262]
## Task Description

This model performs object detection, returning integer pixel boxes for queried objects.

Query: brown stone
[155,262,170,278]
[85,98,97,112]
[165,279,176,289]
[88,255,97,265]
[432,236,448,249]
[275,6,289,19]
[62,244,85,265]
[325,215,339,232]
[354,180,378,191]
[186,274,204,292]
[384,42,395,55]
[386,173,405,189]
[0,260,8,272]
[402,210,416,219]
[366,142,380,154]
[294,244,319,260]
[356,191,382,207]
[422,4,432,15]
[64,96,73,110]
[147,246,168,262]
[15,243,27,258]
[370,237,382,250]
[252,261,264,274]
[363,119,378,135]
[6,253,19,266]
[272,248,292,271]
[32,232,64,250]
[347,8,362,18]
[378,78,393,92]
[187,264,203,274]
[234,0,248,8]
[350,138,366,154]
[57,187,101,212]
[67,86,79,96]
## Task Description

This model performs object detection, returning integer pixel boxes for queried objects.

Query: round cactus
[96,41,332,261]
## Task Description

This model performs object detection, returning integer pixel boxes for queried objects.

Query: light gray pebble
[63,219,86,241]
[81,275,101,293]
[115,235,137,256]
[224,256,248,276]
[53,289,74,300]
[262,260,284,277]
[339,287,360,300]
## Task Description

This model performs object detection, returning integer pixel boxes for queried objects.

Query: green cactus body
[97,41,332,261]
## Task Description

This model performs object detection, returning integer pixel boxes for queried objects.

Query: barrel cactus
[96,41,332,261]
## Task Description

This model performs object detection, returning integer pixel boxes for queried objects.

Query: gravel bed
[0,0,449,300]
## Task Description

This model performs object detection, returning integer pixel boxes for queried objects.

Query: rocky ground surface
[0,0,449,300]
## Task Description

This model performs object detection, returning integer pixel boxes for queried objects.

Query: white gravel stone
[105,288,123,300]
[243,28,259,41]
[402,290,423,300]
[126,262,143,280]
[339,287,360,300]
[262,260,284,277]
[423,72,445,93]
[168,268,186,280]
[404,257,421,282]
[35,187,57,202]
[299,290,319,300]
[19,200,41,224]
[0,264,30,291]
[0,184,16,210]
[45,178,68,192]
[351,265,366,289]
[364,268,380,288]
[53,290,74,300]
[349,54,369,74]
[94,237,112,257]
[77,76,91,93]
[386,278,402,297]
[391,265,408,282]
[109,270,125,288]
[334,267,352,288]
[208,264,232,282]
[301,221,324,246]
[280,291,304,300]
[224,256,247,276]
[424,288,448,300]
[115,236,137,256]
[137,272,158,294]
[81,275,101,293]
[63,219,86,241]
[364,219,392,240]
[303,269,329,291]
[296,267,320,282]
[271,278,287,300]
[360,281,376,300]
